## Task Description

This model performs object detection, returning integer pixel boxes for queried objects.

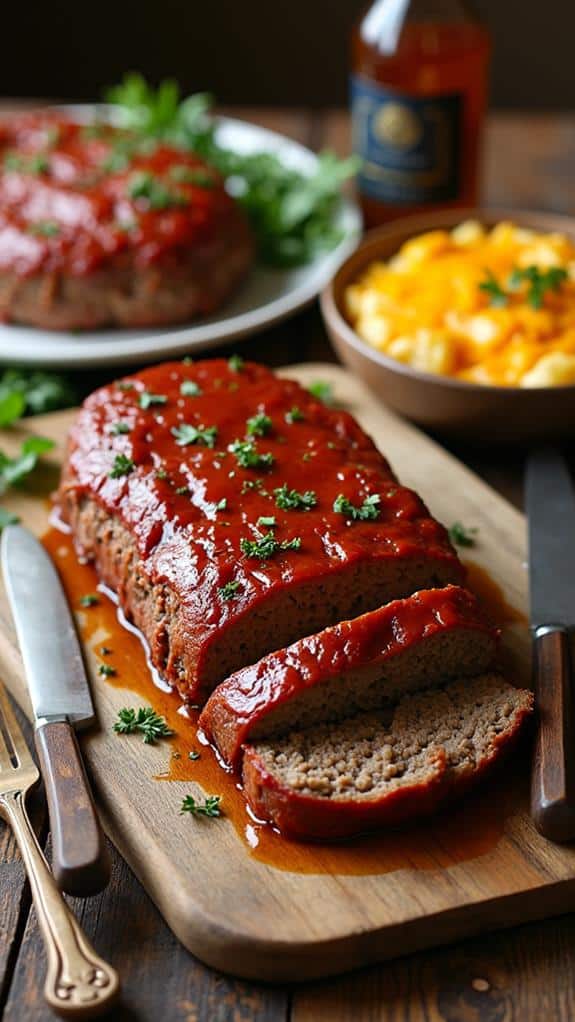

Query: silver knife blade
[1,524,94,727]
[526,447,575,631]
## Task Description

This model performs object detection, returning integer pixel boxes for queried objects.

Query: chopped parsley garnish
[4,152,49,175]
[479,269,508,308]
[180,380,202,396]
[274,484,317,511]
[98,664,116,677]
[127,170,188,210]
[285,406,304,424]
[27,220,60,238]
[308,380,334,406]
[257,515,276,528]
[109,453,135,478]
[175,486,189,495]
[333,493,381,521]
[0,436,55,496]
[79,594,99,608]
[139,391,167,409]
[155,467,169,480]
[229,439,274,471]
[508,265,568,309]
[240,531,301,559]
[228,354,244,373]
[172,423,218,448]
[110,421,130,435]
[169,165,215,187]
[113,706,174,744]
[180,794,222,817]
[448,522,478,547]
[246,412,272,437]
[218,579,242,601]
[241,478,264,494]
[215,497,228,511]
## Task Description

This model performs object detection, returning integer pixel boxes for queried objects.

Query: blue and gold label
[350,76,462,205]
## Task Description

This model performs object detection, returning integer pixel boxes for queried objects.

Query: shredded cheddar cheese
[345,221,575,387]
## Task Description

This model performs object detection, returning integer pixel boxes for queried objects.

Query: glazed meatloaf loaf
[199,585,499,769]
[0,113,253,329]
[58,358,464,703]
[243,675,533,840]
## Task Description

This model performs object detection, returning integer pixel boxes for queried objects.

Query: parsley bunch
[105,73,359,267]
[113,706,174,744]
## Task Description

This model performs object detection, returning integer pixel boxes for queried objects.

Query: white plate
[0,111,361,368]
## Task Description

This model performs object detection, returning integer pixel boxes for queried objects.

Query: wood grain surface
[0,361,571,987]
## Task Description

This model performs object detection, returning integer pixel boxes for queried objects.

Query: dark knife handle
[531,626,575,842]
[34,721,110,896]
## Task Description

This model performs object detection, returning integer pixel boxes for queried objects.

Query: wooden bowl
[320,208,575,442]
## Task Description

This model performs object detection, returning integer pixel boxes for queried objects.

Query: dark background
[1,1,574,109]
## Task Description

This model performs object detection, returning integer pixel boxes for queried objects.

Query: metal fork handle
[1,789,119,1018]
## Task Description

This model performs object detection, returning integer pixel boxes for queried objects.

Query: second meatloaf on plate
[58,358,463,703]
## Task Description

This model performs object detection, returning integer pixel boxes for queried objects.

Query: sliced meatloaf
[243,675,533,840]
[199,585,498,769]
[58,358,464,703]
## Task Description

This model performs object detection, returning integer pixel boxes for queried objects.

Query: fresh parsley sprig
[448,522,478,547]
[240,530,301,560]
[274,484,317,511]
[0,436,55,496]
[113,706,174,744]
[172,423,218,448]
[180,794,222,818]
[333,493,381,522]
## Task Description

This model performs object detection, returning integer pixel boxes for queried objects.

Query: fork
[0,681,119,1017]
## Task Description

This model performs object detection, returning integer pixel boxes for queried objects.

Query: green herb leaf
[240,531,301,560]
[127,170,188,210]
[479,269,508,308]
[0,391,26,427]
[171,423,218,448]
[0,435,55,496]
[228,354,245,373]
[333,493,381,522]
[180,380,202,396]
[274,484,317,511]
[257,515,276,528]
[246,412,272,437]
[508,265,568,309]
[139,391,167,409]
[229,439,274,471]
[98,663,116,677]
[218,579,242,601]
[79,594,99,607]
[215,497,227,511]
[180,794,222,817]
[169,165,215,187]
[308,380,334,406]
[113,706,174,744]
[109,453,135,478]
[448,521,478,547]
[285,406,304,424]
[0,369,74,416]
[110,421,130,435]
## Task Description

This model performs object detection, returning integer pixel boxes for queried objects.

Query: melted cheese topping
[345,220,575,388]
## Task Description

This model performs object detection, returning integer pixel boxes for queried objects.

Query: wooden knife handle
[531,626,575,842]
[35,721,110,897]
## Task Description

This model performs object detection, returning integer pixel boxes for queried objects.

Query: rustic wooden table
[2,108,575,1021]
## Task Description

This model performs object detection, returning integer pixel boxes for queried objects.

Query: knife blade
[1,524,109,894]
[526,447,575,842]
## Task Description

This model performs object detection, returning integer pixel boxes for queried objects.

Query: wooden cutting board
[1,361,574,984]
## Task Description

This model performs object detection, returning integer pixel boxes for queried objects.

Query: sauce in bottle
[351,0,491,227]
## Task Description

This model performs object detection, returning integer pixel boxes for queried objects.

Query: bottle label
[350,75,463,205]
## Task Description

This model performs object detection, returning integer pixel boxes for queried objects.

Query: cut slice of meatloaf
[242,674,533,840]
[199,585,498,769]
[58,358,464,703]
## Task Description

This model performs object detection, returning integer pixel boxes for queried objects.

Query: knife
[526,447,575,843]
[1,524,110,895]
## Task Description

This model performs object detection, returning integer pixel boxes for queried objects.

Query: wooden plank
[0,362,573,984]
[3,838,288,1022]
[292,912,575,1022]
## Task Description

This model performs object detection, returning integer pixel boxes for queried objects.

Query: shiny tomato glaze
[0,112,240,276]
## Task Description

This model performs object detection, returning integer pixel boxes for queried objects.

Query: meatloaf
[199,585,498,769]
[243,675,533,840]
[58,358,464,703]
[0,112,253,329]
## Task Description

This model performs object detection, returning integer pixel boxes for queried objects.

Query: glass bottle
[351,0,491,227]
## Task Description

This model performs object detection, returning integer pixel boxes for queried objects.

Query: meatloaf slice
[58,358,463,703]
[242,674,533,840]
[199,585,498,768]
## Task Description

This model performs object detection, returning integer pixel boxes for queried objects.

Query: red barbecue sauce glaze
[0,112,237,278]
